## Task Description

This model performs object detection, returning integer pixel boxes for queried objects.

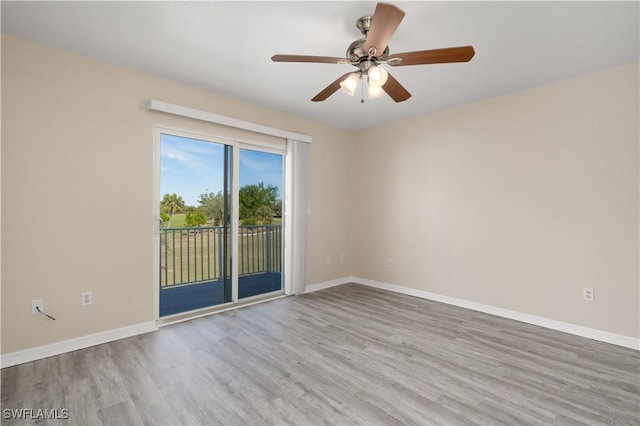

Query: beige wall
[2,33,638,355]
[353,63,639,338]
[1,35,353,353]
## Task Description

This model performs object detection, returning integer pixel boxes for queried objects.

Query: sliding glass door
[238,147,284,299]
[156,130,285,317]
[158,133,232,316]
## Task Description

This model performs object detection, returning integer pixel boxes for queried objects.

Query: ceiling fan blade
[388,46,475,66]
[311,72,354,102]
[381,72,411,102]
[364,3,405,57]
[271,54,350,64]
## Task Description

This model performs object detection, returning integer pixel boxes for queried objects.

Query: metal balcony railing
[160,225,282,288]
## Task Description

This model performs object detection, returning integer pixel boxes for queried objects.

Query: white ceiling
[2,1,638,130]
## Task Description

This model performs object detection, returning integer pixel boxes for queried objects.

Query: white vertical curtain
[285,139,308,295]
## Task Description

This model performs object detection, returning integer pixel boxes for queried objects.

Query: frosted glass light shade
[340,73,360,96]
[367,84,384,99]
[367,66,388,87]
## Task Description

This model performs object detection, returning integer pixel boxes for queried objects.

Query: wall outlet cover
[583,288,595,302]
[82,291,93,306]
[31,299,44,315]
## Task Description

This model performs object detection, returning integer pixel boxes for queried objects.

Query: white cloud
[160,136,223,178]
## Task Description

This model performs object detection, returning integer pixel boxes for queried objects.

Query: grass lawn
[160,224,282,287]
[167,213,187,228]
[167,214,282,228]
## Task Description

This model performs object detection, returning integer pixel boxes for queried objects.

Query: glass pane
[159,133,232,316]
[238,148,284,299]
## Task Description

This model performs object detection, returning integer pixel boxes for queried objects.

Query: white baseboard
[304,276,353,293]
[351,277,639,351]
[1,321,158,368]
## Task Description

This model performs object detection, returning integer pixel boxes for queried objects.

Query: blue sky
[160,134,283,206]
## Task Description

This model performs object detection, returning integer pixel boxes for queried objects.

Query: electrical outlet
[326,256,332,265]
[583,288,594,302]
[82,291,93,306]
[31,299,44,315]
[386,259,392,268]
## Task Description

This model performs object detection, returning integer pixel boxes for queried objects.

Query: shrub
[185,210,207,227]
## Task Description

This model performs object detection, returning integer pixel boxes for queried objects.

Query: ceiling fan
[271,2,475,103]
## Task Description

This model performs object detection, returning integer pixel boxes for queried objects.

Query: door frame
[152,125,287,320]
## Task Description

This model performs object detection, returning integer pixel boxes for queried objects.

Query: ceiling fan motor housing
[346,38,390,64]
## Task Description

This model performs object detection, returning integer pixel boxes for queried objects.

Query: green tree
[185,210,207,227]
[256,205,273,224]
[160,193,185,217]
[159,210,170,228]
[198,190,224,226]
[239,183,278,220]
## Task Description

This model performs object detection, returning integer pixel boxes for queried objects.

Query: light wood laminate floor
[2,283,639,425]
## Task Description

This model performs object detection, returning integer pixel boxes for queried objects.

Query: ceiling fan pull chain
[361,78,365,103]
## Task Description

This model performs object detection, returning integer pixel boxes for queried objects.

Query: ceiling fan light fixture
[367,65,388,87]
[367,83,384,99]
[339,72,360,96]
[272,2,474,103]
